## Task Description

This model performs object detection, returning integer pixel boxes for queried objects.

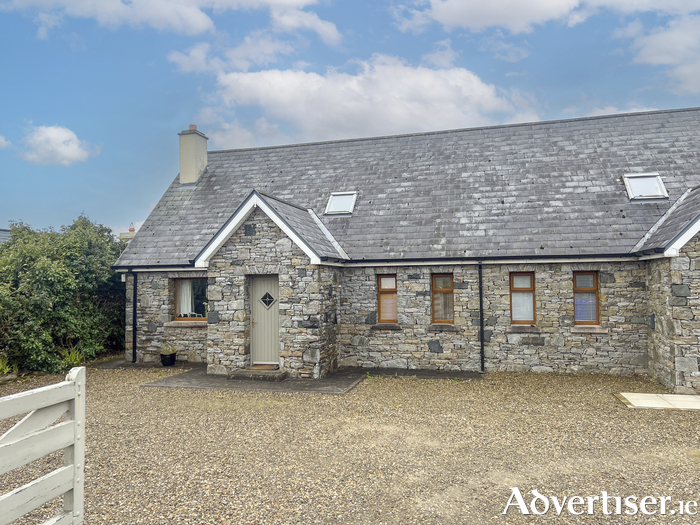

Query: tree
[0,216,126,372]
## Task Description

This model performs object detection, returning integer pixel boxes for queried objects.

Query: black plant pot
[160,353,176,367]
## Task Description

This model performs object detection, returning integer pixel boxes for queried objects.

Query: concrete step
[228,368,288,382]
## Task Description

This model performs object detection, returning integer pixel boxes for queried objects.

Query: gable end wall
[206,209,338,378]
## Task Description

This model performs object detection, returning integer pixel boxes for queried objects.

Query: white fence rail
[0,367,85,525]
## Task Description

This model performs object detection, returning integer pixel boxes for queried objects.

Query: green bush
[0,216,126,372]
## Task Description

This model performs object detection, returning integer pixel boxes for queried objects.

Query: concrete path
[616,392,700,410]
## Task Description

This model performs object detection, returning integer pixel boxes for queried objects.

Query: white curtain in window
[512,292,534,321]
[177,280,194,317]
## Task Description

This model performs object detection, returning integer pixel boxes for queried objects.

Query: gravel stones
[1,368,699,524]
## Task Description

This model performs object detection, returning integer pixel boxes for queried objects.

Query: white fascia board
[664,216,700,257]
[195,193,321,267]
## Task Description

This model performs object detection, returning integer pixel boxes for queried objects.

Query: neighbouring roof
[0,229,9,244]
[116,107,700,268]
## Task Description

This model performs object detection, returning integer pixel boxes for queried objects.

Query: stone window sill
[570,326,608,334]
[507,325,540,334]
[370,323,402,331]
[428,324,460,332]
[164,321,208,328]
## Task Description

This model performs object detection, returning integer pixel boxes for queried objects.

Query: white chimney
[178,124,208,184]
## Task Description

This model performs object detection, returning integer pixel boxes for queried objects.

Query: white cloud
[0,136,11,149]
[20,125,98,166]
[270,7,342,45]
[587,105,658,116]
[480,32,529,62]
[208,117,291,148]
[169,33,296,74]
[393,0,579,34]
[612,19,644,39]
[393,0,700,33]
[34,12,62,39]
[421,39,458,68]
[622,15,700,93]
[5,0,326,36]
[211,54,538,147]
[168,42,219,73]
[225,32,296,71]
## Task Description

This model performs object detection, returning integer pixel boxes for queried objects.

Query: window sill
[428,324,460,332]
[164,321,208,328]
[370,323,402,331]
[507,325,540,333]
[571,326,608,334]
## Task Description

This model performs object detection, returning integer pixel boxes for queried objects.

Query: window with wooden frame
[573,272,599,325]
[510,272,535,324]
[377,275,397,323]
[175,278,208,320]
[432,274,454,324]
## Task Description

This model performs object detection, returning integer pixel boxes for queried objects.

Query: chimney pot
[189,124,197,131]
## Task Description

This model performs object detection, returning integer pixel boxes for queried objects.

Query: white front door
[251,275,279,365]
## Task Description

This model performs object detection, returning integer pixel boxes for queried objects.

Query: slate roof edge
[631,188,694,253]
[207,107,700,155]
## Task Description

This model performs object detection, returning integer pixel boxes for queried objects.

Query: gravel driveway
[1,368,699,524]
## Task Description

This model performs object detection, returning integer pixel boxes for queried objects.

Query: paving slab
[616,392,700,410]
[94,358,480,395]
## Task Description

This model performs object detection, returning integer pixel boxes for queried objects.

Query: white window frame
[623,173,668,200]
[324,191,358,215]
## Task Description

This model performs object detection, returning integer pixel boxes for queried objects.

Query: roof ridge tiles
[207,107,700,155]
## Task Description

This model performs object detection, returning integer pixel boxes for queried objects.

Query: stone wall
[125,272,208,363]
[648,235,700,393]
[206,210,338,378]
[339,262,650,375]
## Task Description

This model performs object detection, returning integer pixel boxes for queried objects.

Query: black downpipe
[478,262,485,373]
[132,272,138,363]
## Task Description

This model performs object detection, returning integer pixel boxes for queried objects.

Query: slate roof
[0,229,9,244]
[635,186,700,253]
[115,107,700,268]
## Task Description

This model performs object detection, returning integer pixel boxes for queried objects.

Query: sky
[1,1,700,235]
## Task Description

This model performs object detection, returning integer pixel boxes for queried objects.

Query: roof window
[623,173,668,200]
[325,191,358,214]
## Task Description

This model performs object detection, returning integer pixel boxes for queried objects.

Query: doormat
[616,393,700,410]
[248,364,279,370]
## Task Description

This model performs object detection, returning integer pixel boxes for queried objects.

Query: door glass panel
[260,292,276,309]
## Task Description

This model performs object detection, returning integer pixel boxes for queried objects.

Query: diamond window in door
[260,291,276,309]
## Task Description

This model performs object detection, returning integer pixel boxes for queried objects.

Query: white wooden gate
[0,366,86,525]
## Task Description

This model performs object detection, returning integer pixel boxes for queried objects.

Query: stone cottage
[114,108,700,393]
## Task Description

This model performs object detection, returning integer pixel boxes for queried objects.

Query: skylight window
[623,173,668,200]
[325,191,358,214]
